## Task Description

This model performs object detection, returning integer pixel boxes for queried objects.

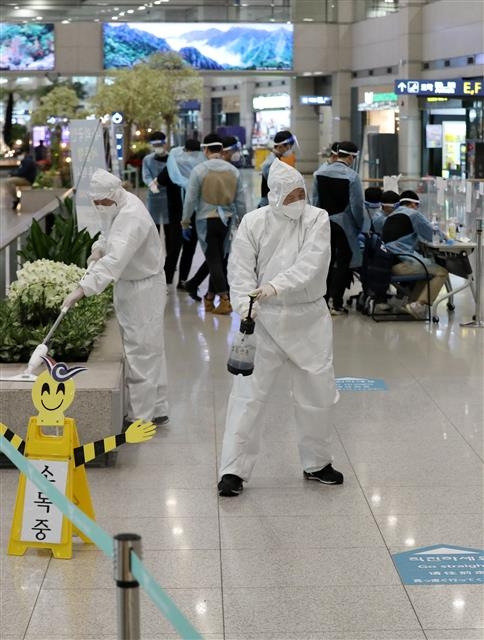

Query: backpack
[360,232,395,298]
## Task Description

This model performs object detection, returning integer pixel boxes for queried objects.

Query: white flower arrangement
[8,259,86,310]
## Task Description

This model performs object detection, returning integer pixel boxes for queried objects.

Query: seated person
[363,186,382,235]
[383,190,448,319]
[372,190,400,235]
[6,150,37,209]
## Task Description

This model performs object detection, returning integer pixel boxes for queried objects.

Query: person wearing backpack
[181,133,246,314]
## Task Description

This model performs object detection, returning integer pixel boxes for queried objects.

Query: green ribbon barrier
[0,435,113,556]
[0,435,203,640]
[131,553,203,640]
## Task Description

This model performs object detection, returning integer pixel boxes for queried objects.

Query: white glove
[62,286,85,309]
[87,247,103,266]
[249,283,277,302]
[149,179,159,194]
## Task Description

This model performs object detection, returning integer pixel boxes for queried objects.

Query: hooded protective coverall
[219,160,339,481]
[81,169,168,422]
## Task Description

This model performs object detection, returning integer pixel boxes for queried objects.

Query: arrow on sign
[397,82,407,91]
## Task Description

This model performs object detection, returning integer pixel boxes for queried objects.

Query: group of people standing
[60,127,448,498]
[141,131,246,315]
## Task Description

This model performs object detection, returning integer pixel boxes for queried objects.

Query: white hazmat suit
[219,159,339,482]
[80,169,168,422]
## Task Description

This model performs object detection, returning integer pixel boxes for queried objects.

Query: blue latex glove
[182,227,192,241]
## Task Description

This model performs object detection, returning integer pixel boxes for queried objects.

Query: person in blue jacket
[312,141,365,315]
[384,190,448,319]
[182,133,246,315]
[141,131,169,233]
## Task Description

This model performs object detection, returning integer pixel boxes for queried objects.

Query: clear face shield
[223,140,243,166]
[272,134,300,160]
[339,149,359,170]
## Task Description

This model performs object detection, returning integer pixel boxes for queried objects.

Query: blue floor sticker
[336,377,388,391]
[393,544,484,585]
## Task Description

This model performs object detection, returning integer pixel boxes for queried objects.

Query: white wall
[350,13,401,71]
[293,23,340,74]
[421,0,484,61]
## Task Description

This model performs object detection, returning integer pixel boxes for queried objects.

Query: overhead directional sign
[336,377,388,391]
[393,544,484,585]
[300,95,332,106]
[395,79,483,97]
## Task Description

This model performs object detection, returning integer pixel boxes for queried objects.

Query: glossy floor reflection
[1,172,483,639]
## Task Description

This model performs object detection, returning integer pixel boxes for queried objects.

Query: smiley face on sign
[31,356,86,426]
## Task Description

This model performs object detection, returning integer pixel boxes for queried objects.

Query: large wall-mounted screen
[0,23,55,71]
[103,23,293,71]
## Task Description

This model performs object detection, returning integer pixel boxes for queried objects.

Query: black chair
[369,214,432,322]
[316,175,349,215]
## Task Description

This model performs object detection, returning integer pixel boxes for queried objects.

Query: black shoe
[153,415,169,426]
[12,198,20,210]
[218,474,243,497]
[303,464,344,485]
[177,281,186,291]
[184,280,202,302]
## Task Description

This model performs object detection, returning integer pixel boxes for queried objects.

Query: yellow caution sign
[2,356,157,559]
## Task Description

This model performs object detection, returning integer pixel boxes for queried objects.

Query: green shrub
[17,196,99,267]
[1,260,112,363]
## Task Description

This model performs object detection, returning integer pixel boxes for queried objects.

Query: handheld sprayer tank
[227,295,256,376]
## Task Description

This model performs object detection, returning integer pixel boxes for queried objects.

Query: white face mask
[154,147,167,157]
[94,203,118,218]
[231,151,241,163]
[282,199,305,220]
[282,148,293,158]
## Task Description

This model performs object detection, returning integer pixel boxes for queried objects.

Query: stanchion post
[114,533,142,640]
[460,217,484,328]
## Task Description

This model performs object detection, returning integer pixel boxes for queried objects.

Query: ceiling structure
[1,0,293,24]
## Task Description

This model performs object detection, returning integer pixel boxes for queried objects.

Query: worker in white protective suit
[218,159,343,496]
[62,168,169,427]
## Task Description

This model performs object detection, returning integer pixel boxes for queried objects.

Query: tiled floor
[1,171,483,639]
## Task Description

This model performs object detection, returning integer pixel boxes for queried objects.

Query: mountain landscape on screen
[103,23,293,70]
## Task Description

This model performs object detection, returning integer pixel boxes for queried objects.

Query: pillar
[397,0,425,177]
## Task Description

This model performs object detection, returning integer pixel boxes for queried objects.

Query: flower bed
[0,259,112,364]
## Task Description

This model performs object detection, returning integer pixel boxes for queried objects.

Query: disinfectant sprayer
[227,294,257,376]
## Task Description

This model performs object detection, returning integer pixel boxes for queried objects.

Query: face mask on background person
[231,151,241,163]
[153,146,167,157]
